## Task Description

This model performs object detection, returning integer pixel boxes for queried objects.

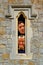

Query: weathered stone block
[0,27,6,35]
[2,53,9,59]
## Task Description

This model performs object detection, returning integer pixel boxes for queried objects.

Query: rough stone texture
[0,0,43,65]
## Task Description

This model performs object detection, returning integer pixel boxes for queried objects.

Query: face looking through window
[18,21,25,35]
[18,36,25,53]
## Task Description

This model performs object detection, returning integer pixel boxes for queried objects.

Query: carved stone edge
[11,5,32,8]
[5,5,37,19]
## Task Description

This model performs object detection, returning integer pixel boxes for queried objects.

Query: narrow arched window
[10,6,33,59]
[18,14,25,53]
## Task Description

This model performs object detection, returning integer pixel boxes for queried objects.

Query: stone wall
[0,0,43,65]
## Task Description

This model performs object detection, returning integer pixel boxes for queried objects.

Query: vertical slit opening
[18,14,25,53]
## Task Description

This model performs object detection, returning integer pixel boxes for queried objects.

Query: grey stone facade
[0,0,43,65]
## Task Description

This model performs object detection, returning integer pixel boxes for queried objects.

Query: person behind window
[18,36,25,53]
[18,21,25,35]
[18,14,25,36]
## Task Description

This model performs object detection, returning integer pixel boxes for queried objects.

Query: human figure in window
[18,21,25,36]
[18,14,25,36]
[18,36,25,53]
